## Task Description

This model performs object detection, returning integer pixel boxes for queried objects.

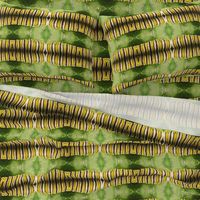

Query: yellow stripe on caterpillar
[92,57,112,81]
[112,35,200,72]
[0,7,104,41]
[0,138,198,161]
[0,137,98,160]
[0,39,92,69]
[0,90,199,149]
[0,72,94,88]
[103,5,199,40]
[0,168,199,196]
[112,69,200,93]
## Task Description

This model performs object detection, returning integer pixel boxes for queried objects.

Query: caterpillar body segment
[0,137,98,160]
[27,168,200,192]
[0,174,35,196]
[101,141,200,156]
[161,75,200,84]
[0,7,104,41]
[0,109,68,129]
[0,90,96,130]
[103,5,200,40]
[0,90,199,149]
[0,72,94,88]
[112,69,200,93]
[171,169,200,183]
[104,10,164,40]
[112,35,200,72]
[0,107,199,150]
[46,41,92,69]
[0,168,199,196]
[0,59,113,85]
[92,57,112,81]
[163,5,199,24]
[0,138,199,161]
[0,7,49,27]
[0,39,45,64]
[112,39,171,72]
[0,108,97,131]
[0,39,92,69]
[173,35,200,59]
[48,11,104,41]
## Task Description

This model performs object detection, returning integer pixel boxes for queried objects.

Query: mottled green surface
[100,3,200,97]
[0,1,110,93]
[0,127,199,200]
[0,101,199,200]
[2,0,197,17]
[0,0,200,200]
[0,0,199,95]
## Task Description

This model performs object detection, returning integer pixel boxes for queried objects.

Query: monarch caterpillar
[103,5,199,40]
[0,138,198,161]
[26,168,200,192]
[101,141,200,156]
[0,137,98,160]
[0,90,85,116]
[112,69,200,93]
[0,91,199,149]
[0,168,199,196]
[49,11,104,41]
[92,57,112,81]
[0,72,94,88]
[173,35,199,59]
[0,7,104,41]
[0,109,68,129]
[112,35,200,72]
[0,108,97,130]
[0,39,92,69]
[0,173,35,196]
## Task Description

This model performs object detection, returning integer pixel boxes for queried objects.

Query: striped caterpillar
[92,57,112,81]
[0,7,104,41]
[103,5,200,40]
[112,69,200,93]
[0,39,92,69]
[0,58,112,84]
[0,72,94,88]
[112,35,200,72]
[0,168,199,196]
[0,137,198,160]
[0,90,199,149]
